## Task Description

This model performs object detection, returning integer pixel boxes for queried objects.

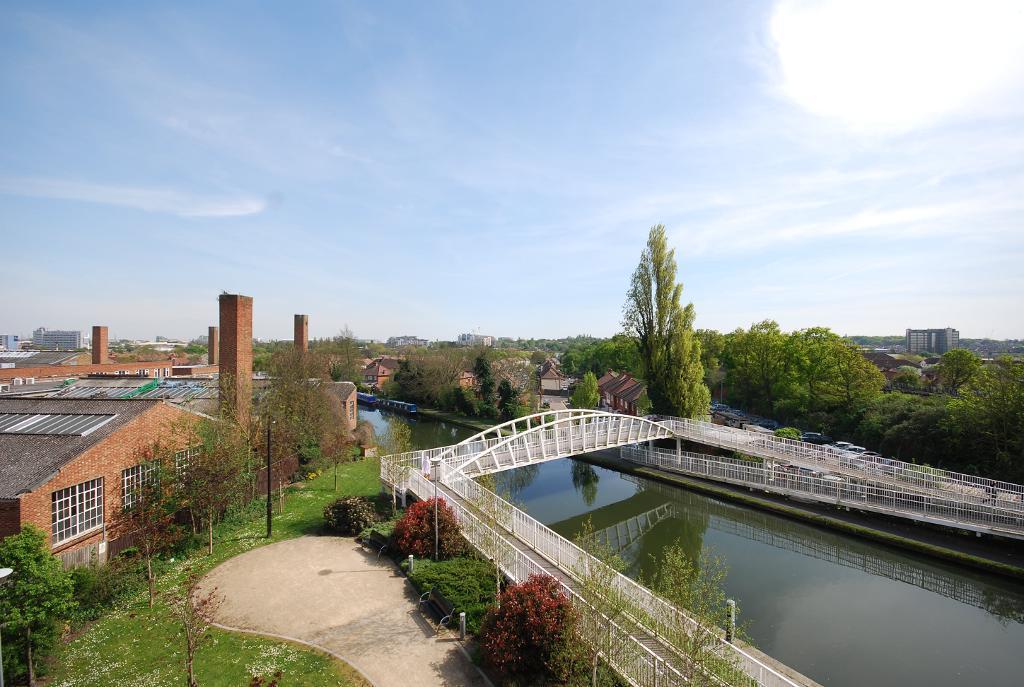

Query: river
[363,407,1024,686]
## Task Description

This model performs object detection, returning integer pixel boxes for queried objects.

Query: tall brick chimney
[294,314,309,353]
[207,326,220,366]
[91,326,109,365]
[219,294,253,422]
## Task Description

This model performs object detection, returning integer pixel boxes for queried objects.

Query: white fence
[621,444,1024,538]
[662,417,1024,508]
[394,453,806,687]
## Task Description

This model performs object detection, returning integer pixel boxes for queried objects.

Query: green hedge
[401,557,498,633]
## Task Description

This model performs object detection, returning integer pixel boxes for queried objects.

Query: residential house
[458,368,477,389]
[539,360,564,394]
[363,357,400,390]
[597,371,647,416]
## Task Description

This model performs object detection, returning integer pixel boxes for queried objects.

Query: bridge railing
[621,444,1024,535]
[429,464,803,687]
[404,468,701,687]
[660,416,1024,507]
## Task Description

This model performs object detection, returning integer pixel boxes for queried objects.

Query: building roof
[540,366,563,380]
[599,371,646,404]
[0,350,83,368]
[0,398,165,499]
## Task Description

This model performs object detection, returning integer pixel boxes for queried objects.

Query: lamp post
[266,420,276,538]
[430,457,441,560]
[0,567,12,687]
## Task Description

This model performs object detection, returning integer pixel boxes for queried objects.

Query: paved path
[198,536,489,687]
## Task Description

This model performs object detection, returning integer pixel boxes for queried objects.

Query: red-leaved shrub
[393,498,467,559]
[478,574,578,682]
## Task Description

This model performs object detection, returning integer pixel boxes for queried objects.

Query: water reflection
[497,456,1024,687]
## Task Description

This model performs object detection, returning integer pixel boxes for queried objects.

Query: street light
[0,567,12,687]
[430,457,441,560]
[266,420,276,538]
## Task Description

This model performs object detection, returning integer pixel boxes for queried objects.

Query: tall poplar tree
[623,225,710,418]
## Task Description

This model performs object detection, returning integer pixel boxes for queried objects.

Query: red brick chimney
[208,325,220,366]
[294,314,308,353]
[219,294,253,422]
[91,326,109,365]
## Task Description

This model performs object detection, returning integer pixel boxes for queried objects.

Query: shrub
[774,427,802,440]
[70,555,146,621]
[404,557,498,633]
[478,574,578,682]
[393,498,467,559]
[324,496,379,535]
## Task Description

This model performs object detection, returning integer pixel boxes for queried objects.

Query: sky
[2,0,1023,342]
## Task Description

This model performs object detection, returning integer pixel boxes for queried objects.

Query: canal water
[364,408,1024,686]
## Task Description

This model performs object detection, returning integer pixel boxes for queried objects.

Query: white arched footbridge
[382,410,1024,687]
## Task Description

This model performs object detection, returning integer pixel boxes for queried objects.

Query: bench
[418,587,455,630]
[361,530,389,559]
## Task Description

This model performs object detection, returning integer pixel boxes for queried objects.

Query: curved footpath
[197,536,489,687]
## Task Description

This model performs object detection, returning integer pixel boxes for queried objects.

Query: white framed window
[175,446,200,472]
[122,461,159,510]
[51,477,104,545]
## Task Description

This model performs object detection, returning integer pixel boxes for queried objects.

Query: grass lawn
[50,458,382,687]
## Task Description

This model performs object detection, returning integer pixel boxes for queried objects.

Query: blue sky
[2,0,1023,341]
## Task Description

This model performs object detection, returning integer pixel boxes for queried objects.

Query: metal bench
[418,587,455,630]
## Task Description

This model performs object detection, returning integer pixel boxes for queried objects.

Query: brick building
[326,381,358,432]
[363,356,400,390]
[597,370,647,415]
[0,397,192,566]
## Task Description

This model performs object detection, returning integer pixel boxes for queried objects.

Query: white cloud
[0,177,266,217]
[769,0,1024,132]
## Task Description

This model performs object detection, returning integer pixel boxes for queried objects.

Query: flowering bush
[323,496,378,535]
[478,574,579,682]
[393,498,467,559]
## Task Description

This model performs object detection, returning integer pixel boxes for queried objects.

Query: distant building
[457,333,494,347]
[0,335,18,351]
[32,328,83,350]
[906,328,959,355]
[363,357,400,389]
[386,335,428,348]
[539,360,564,393]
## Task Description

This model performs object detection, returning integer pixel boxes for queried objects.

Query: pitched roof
[540,366,562,379]
[0,398,166,499]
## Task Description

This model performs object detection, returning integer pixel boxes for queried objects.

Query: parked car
[833,441,854,450]
[845,445,867,454]
[801,432,833,445]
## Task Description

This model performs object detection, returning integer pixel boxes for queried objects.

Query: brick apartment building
[0,397,192,566]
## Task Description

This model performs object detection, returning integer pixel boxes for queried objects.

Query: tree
[169,569,221,687]
[264,347,333,468]
[947,357,1024,482]
[497,378,520,421]
[474,353,498,418]
[937,349,982,391]
[180,418,248,554]
[0,526,76,686]
[722,321,790,415]
[571,461,600,506]
[572,518,634,687]
[650,543,738,685]
[571,371,600,410]
[111,443,182,607]
[378,418,413,513]
[623,225,710,418]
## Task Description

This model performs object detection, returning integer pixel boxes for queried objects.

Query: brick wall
[0,360,175,381]
[13,402,191,557]
[0,500,20,539]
